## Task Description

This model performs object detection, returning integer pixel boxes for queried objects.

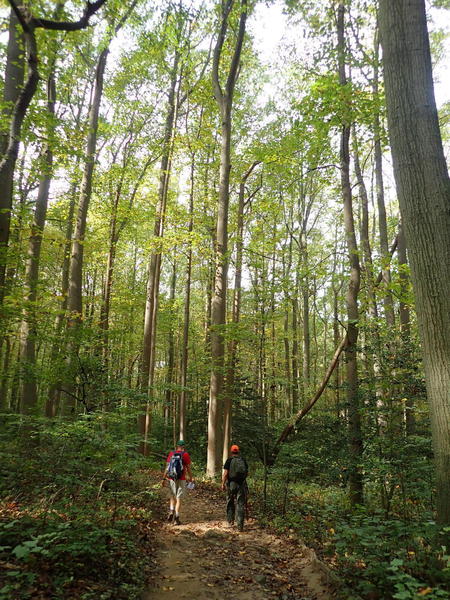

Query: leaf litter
[142,474,334,600]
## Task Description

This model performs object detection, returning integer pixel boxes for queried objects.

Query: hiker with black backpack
[162,440,193,525]
[222,444,248,531]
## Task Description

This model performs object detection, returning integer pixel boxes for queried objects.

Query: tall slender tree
[337,2,363,506]
[207,0,247,477]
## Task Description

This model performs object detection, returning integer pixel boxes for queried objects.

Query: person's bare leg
[167,492,175,522]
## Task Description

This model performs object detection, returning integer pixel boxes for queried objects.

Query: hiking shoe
[167,512,174,523]
[227,521,234,528]
[174,516,181,525]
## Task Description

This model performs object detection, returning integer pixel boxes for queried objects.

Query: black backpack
[229,456,247,482]
[167,451,184,480]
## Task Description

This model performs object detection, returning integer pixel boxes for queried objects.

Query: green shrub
[0,413,159,600]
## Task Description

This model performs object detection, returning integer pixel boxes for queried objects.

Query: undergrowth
[252,473,450,600]
[0,412,159,600]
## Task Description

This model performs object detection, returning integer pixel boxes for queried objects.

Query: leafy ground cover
[253,475,450,600]
[0,414,160,600]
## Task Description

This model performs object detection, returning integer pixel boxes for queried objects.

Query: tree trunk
[207,104,231,475]
[165,260,177,442]
[207,0,247,477]
[353,128,377,316]
[373,31,395,329]
[291,287,300,412]
[222,161,259,463]
[62,47,108,414]
[179,155,195,441]
[282,250,292,415]
[302,255,310,398]
[338,2,363,506]
[46,176,78,417]
[0,19,38,302]
[19,68,56,413]
[397,223,415,435]
[1,10,24,156]
[67,47,108,327]
[140,50,180,454]
[379,0,450,525]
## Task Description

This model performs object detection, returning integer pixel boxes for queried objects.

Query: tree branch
[226,0,248,95]
[269,333,348,464]
[33,0,107,31]
[212,0,233,106]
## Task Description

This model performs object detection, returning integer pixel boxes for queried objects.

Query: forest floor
[142,473,335,600]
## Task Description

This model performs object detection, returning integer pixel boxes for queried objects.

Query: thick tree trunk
[1,10,24,156]
[379,0,450,525]
[338,2,363,506]
[207,108,231,475]
[0,9,25,399]
[0,21,38,302]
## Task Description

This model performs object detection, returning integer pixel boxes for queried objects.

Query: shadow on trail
[142,479,333,600]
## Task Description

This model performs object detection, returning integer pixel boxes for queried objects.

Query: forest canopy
[1,0,450,598]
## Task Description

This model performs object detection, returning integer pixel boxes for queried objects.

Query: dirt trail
[142,479,334,600]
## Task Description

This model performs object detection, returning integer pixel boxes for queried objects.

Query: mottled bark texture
[379,0,450,526]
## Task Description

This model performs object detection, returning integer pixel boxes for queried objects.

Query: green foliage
[331,513,450,599]
[249,414,448,600]
[0,414,159,599]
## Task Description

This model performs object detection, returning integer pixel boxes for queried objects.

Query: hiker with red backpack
[222,444,248,531]
[162,440,193,525]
